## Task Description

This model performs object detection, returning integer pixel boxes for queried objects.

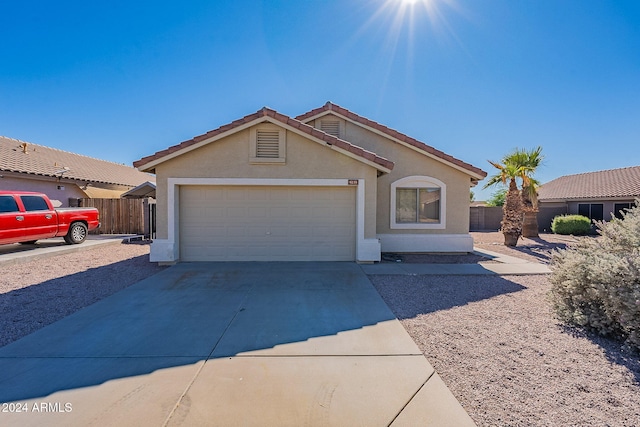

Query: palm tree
[484,147,544,245]
[484,161,524,246]
[510,147,544,238]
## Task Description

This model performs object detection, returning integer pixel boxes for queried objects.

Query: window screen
[396,188,440,223]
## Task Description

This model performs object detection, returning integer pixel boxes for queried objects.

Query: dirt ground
[374,231,640,426]
[471,231,585,264]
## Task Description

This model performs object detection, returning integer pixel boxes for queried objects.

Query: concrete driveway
[0,262,473,426]
[0,235,134,266]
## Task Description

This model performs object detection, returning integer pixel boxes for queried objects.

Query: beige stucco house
[134,102,486,263]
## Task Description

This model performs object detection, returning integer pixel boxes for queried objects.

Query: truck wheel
[66,222,88,244]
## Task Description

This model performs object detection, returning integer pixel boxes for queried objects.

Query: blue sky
[1,0,639,200]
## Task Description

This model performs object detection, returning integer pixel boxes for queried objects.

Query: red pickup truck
[0,191,100,245]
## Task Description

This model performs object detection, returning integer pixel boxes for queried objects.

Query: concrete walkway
[361,247,552,276]
[0,235,142,266]
[0,262,474,427]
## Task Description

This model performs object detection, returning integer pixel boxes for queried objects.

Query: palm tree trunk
[521,183,539,238]
[501,179,523,246]
[522,210,539,238]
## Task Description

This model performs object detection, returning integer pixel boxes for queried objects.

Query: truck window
[0,196,20,213]
[20,195,50,211]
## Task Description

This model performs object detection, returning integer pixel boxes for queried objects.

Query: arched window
[390,176,446,229]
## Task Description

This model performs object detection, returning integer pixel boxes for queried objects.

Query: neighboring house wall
[538,200,635,229]
[153,125,379,242]
[567,200,636,222]
[537,205,569,231]
[0,175,86,207]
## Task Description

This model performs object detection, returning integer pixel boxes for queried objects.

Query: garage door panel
[179,186,356,261]
[289,206,311,217]
[311,207,333,219]
[333,206,354,217]
[289,226,311,238]
[204,188,224,201]
[246,188,268,200]
[204,207,224,218]
[248,207,268,218]
[267,206,289,217]
[226,189,248,201]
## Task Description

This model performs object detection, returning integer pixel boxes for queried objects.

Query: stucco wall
[153,124,379,240]
[567,199,636,222]
[0,175,86,207]
[310,114,474,235]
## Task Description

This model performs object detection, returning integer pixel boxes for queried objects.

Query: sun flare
[340,0,465,104]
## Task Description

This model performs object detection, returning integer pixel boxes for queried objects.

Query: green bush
[551,214,592,235]
[550,200,640,350]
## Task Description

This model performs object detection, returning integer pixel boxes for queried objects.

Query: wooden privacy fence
[78,198,151,235]
[470,205,569,232]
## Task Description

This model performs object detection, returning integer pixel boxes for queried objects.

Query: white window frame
[250,124,286,164]
[390,175,446,229]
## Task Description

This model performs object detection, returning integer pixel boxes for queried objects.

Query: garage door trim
[158,178,380,263]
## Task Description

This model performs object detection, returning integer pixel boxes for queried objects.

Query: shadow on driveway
[0,262,407,403]
[369,273,526,319]
[0,255,164,348]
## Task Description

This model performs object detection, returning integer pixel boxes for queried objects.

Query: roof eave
[297,107,486,180]
[134,110,394,174]
[0,169,138,187]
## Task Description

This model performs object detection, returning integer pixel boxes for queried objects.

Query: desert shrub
[551,214,592,235]
[550,200,640,350]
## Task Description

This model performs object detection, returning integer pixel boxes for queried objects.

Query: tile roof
[0,136,154,187]
[133,107,395,172]
[295,102,487,179]
[538,166,640,201]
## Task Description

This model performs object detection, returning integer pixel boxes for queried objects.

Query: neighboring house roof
[296,102,487,181]
[133,107,394,172]
[0,136,153,187]
[538,166,640,201]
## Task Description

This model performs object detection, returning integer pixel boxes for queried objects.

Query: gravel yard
[0,242,166,348]
[471,231,584,265]
[1,233,639,426]
[373,232,640,427]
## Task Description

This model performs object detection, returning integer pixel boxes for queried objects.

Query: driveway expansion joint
[387,369,436,426]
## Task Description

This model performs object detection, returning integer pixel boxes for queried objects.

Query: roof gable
[538,166,640,201]
[133,107,394,173]
[0,136,154,187]
[296,102,487,180]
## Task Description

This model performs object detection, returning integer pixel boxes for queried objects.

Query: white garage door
[179,185,356,261]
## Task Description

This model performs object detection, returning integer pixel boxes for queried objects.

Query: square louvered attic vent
[320,120,340,137]
[250,126,285,163]
[256,130,281,158]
